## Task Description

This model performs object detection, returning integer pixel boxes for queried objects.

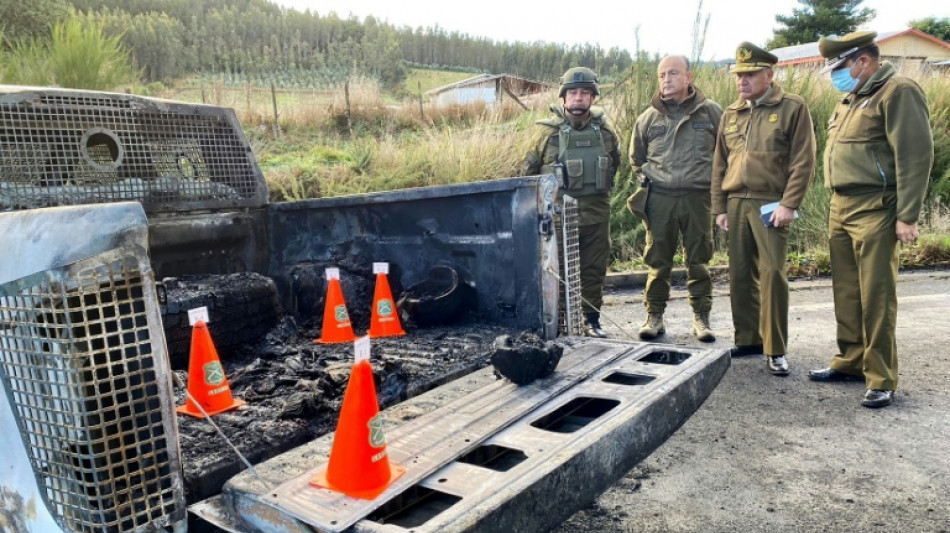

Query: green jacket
[824,62,934,224]
[711,83,816,215]
[524,104,621,226]
[630,86,723,195]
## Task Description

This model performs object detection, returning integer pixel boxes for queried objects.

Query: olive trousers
[643,190,713,314]
[827,191,899,391]
[726,197,789,356]
[579,221,610,314]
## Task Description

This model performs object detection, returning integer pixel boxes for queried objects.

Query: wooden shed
[771,28,950,70]
[425,74,551,108]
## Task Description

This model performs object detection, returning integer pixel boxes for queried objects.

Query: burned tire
[159,272,281,369]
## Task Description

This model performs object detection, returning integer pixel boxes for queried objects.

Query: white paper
[373,262,389,275]
[759,202,799,218]
[188,306,210,326]
[354,336,371,363]
[325,267,340,280]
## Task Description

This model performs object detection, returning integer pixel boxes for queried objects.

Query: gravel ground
[558,270,950,533]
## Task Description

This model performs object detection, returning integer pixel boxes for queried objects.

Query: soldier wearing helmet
[524,67,621,338]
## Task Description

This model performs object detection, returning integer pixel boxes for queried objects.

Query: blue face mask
[830,64,864,93]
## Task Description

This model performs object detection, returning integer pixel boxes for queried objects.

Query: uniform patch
[725,124,738,134]
[575,140,592,147]
[692,121,713,130]
[648,125,667,137]
[769,114,778,123]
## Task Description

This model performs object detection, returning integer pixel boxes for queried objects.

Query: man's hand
[896,220,919,244]
[770,205,797,229]
[716,213,728,232]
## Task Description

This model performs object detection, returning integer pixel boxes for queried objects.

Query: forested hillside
[63,0,633,85]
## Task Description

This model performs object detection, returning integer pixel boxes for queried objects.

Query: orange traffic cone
[177,321,245,418]
[310,359,405,499]
[368,270,405,338]
[316,271,356,344]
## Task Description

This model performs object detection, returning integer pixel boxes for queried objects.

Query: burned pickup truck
[0,86,728,533]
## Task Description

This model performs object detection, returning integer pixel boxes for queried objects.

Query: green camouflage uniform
[524,104,621,314]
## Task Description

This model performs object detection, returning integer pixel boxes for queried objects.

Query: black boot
[584,312,609,338]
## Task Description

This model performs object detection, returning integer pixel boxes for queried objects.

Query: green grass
[402,67,481,95]
[155,63,950,271]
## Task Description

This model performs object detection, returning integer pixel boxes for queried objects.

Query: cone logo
[203,361,225,386]
[376,299,393,318]
[368,414,386,448]
[334,305,349,323]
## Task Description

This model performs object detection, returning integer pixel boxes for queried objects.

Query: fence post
[270,81,280,138]
[344,81,352,136]
[418,81,424,122]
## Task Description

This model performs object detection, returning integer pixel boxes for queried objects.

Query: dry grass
[162,69,950,269]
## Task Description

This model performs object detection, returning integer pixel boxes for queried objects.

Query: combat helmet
[559,67,600,97]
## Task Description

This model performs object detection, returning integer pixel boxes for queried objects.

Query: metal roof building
[771,28,950,69]
[425,74,551,108]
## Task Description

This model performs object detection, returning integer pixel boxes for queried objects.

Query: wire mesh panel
[0,247,186,533]
[0,86,267,213]
[557,196,583,336]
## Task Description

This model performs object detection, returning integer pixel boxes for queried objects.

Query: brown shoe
[638,313,665,340]
[692,312,715,342]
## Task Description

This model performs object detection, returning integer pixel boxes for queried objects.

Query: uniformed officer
[524,67,621,337]
[712,42,816,375]
[808,32,934,408]
[630,55,723,342]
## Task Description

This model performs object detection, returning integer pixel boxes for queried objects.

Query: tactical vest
[540,117,611,197]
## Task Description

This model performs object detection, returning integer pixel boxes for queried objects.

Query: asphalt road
[557,270,950,533]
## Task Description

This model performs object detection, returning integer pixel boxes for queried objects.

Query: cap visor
[820,57,848,74]
[730,65,767,74]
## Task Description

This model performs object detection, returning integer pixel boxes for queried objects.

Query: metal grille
[0,248,185,533]
[0,87,266,213]
[557,196,583,336]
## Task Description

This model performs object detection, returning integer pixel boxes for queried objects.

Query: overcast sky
[272,0,947,62]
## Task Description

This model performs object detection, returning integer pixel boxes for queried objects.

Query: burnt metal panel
[0,85,267,213]
[192,340,730,533]
[0,204,186,533]
[266,176,560,334]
